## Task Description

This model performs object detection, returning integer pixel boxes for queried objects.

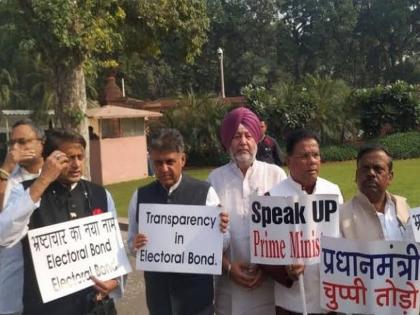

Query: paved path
[115,230,148,315]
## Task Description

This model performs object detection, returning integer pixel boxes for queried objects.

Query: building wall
[89,139,103,184]
[90,135,148,185]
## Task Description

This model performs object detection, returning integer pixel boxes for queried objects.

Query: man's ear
[389,170,394,182]
[181,152,186,167]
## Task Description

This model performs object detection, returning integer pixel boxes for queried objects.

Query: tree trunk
[55,63,91,179]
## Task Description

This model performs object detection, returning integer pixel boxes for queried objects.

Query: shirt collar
[52,181,79,192]
[16,165,41,178]
[356,191,392,215]
[167,174,183,195]
[288,176,318,194]
[70,182,78,191]
[376,194,393,213]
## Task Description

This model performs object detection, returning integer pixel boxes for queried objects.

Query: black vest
[21,179,108,315]
[137,174,214,315]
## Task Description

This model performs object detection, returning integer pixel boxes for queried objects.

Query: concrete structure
[87,105,161,185]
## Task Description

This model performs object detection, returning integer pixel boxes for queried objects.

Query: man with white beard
[208,107,287,315]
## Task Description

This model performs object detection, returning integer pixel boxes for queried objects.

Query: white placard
[320,236,420,315]
[28,212,132,303]
[137,204,222,275]
[250,194,339,265]
[410,207,420,242]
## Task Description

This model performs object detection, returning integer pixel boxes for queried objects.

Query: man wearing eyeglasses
[0,119,44,315]
[262,129,343,315]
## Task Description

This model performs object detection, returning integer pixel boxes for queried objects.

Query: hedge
[186,131,420,165]
[377,132,420,159]
[320,132,420,162]
[321,144,358,162]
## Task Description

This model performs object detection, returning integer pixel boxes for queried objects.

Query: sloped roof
[86,105,162,119]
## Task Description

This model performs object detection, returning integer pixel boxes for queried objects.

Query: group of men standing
[0,105,413,315]
[128,106,412,315]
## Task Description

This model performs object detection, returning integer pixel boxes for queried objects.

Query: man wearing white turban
[208,107,287,315]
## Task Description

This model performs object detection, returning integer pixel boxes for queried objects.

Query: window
[101,118,144,138]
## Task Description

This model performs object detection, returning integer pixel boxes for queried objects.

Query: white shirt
[127,174,223,255]
[208,160,287,315]
[0,166,39,313]
[269,176,343,314]
[377,195,404,241]
[0,180,124,301]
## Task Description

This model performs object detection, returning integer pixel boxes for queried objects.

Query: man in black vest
[128,128,229,315]
[0,129,121,315]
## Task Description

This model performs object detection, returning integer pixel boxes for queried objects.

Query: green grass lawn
[106,159,420,217]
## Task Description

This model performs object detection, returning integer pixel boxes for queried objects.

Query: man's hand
[219,209,229,233]
[133,233,148,251]
[90,276,119,299]
[29,150,69,202]
[246,265,265,289]
[38,150,69,184]
[2,146,36,173]
[229,261,264,289]
[285,264,304,280]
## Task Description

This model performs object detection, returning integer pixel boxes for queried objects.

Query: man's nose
[70,158,82,167]
[366,167,376,176]
[239,135,247,144]
[308,155,317,163]
[161,163,169,172]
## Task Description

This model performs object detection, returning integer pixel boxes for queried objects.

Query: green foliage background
[107,158,420,218]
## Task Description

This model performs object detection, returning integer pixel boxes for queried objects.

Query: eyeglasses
[8,137,41,146]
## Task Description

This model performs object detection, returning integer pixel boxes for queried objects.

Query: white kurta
[208,160,287,315]
[269,176,343,314]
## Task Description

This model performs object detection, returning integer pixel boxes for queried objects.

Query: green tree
[276,0,358,81]
[354,81,420,137]
[303,75,353,143]
[353,0,419,85]
[117,0,209,99]
[0,0,210,127]
[1,0,125,131]
[0,0,210,177]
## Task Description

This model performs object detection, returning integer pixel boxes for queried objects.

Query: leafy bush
[320,132,420,161]
[242,75,356,144]
[354,81,420,138]
[156,92,231,166]
[321,145,358,162]
[377,132,420,159]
